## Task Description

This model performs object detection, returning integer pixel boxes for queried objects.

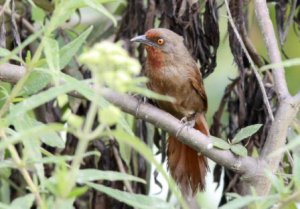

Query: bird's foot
[175,117,195,137]
[135,96,147,117]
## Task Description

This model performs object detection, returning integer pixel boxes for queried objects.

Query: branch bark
[252,0,300,195]
[0,63,262,181]
[254,0,290,101]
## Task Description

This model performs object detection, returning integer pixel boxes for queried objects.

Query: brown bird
[131,28,209,194]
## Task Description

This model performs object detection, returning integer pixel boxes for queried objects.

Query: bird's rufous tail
[167,113,208,194]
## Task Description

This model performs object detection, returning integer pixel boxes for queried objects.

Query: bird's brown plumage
[131,28,209,194]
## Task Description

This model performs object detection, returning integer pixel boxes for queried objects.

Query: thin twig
[224,0,275,121]
[0,130,45,209]
[280,0,298,45]
[0,5,36,34]
[0,0,11,17]
[112,145,134,194]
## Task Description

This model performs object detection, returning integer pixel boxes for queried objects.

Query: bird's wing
[188,67,208,112]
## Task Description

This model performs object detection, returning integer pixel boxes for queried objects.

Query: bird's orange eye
[157,38,164,45]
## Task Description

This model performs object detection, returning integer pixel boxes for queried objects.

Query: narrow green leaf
[111,128,188,209]
[28,151,99,165]
[230,144,248,157]
[269,136,300,157]
[293,155,300,189]
[77,169,145,184]
[60,26,93,69]
[87,182,173,209]
[264,170,288,194]
[83,0,117,26]
[13,114,45,187]
[260,58,300,72]
[34,121,65,148]
[7,82,80,123]
[0,48,23,63]
[10,193,35,209]
[0,29,43,65]
[0,124,64,151]
[19,70,52,96]
[43,37,60,71]
[212,136,231,150]
[220,195,261,209]
[119,140,132,166]
[232,124,262,144]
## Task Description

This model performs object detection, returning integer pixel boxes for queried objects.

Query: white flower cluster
[80,41,141,92]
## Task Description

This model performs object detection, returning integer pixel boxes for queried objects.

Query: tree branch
[252,0,300,195]
[0,63,26,84]
[254,0,290,101]
[0,63,261,178]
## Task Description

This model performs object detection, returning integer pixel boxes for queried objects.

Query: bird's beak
[130,35,155,47]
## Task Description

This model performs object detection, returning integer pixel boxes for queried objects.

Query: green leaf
[19,70,52,96]
[29,151,99,165]
[76,169,145,184]
[7,81,80,123]
[119,140,132,166]
[0,48,23,63]
[34,121,65,148]
[87,182,173,209]
[220,195,261,209]
[59,26,93,69]
[0,29,43,65]
[269,136,300,157]
[111,128,188,209]
[294,155,300,189]
[83,0,117,26]
[0,124,64,151]
[9,193,35,209]
[13,114,45,187]
[68,186,89,198]
[43,37,60,71]
[232,124,262,144]
[265,170,288,194]
[31,6,46,22]
[230,144,248,157]
[212,136,230,150]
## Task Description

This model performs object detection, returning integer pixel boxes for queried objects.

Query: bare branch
[0,63,26,84]
[102,88,259,174]
[0,63,261,177]
[251,0,300,195]
[254,0,290,101]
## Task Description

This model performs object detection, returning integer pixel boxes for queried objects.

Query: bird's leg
[175,116,196,137]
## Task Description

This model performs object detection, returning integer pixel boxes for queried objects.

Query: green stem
[0,130,46,209]
[65,99,100,195]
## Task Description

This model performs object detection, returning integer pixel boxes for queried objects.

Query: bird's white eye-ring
[157,38,164,45]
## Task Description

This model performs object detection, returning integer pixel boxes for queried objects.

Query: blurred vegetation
[0,0,299,209]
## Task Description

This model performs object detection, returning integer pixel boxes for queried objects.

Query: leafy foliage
[0,0,299,209]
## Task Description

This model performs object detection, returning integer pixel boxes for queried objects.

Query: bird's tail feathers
[167,113,208,194]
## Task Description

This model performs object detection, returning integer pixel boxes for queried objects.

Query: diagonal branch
[0,63,261,177]
[254,0,290,101]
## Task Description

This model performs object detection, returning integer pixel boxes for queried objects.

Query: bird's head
[130,28,185,54]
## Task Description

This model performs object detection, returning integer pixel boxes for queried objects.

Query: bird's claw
[175,117,195,137]
[135,96,147,117]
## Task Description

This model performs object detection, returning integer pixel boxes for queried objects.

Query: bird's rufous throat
[131,28,209,194]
